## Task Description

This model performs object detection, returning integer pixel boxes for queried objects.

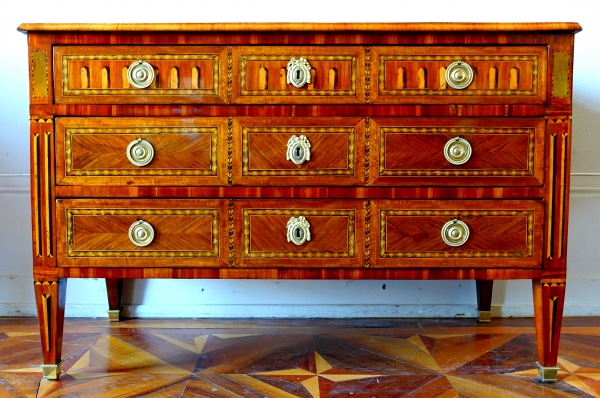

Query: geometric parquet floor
[1,317,599,397]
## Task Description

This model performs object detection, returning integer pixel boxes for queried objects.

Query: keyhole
[295,147,301,157]
[296,228,301,238]
[296,70,301,80]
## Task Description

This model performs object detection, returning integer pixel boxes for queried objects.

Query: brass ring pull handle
[286,57,312,88]
[127,60,155,89]
[126,138,154,167]
[286,135,311,165]
[286,216,311,246]
[441,219,470,247]
[128,220,155,247]
[445,60,474,89]
[444,137,472,165]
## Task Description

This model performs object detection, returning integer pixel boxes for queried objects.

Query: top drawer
[231,46,365,104]
[54,46,228,104]
[371,46,547,104]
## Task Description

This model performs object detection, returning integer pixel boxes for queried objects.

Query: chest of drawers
[18,22,581,382]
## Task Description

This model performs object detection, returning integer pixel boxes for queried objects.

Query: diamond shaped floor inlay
[0,318,598,397]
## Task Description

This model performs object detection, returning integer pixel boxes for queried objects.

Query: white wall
[1,0,598,318]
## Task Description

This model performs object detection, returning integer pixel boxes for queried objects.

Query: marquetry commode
[18,22,580,381]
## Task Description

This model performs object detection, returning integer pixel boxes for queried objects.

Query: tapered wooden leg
[105,278,123,322]
[34,279,67,380]
[476,280,493,323]
[532,279,566,382]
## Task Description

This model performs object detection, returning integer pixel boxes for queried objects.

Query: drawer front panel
[54,46,227,104]
[370,118,545,186]
[372,46,547,104]
[56,199,229,267]
[232,46,365,104]
[234,200,365,267]
[233,117,364,186]
[56,118,228,186]
[371,200,543,268]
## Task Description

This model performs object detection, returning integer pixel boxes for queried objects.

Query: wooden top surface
[17,22,582,33]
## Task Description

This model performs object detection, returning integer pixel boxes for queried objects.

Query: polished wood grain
[21,23,579,381]
[55,117,228,186]
[18,22,583,32]
[1,317,598,398]
[370,117,545,186]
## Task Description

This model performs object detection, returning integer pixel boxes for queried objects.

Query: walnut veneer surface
[18,22,581,382]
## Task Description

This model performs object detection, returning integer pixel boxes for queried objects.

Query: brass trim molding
[240,54,357,96]
[552,52,570,98]
[65,127,219,177]
[379,126,536,177]
[66,208,219,258]
[379,209,535,258]
[242,209,355,258]
[379,54,539,96]
[32,50,49,98]
[242,126,355,176]
[61,54,220,96]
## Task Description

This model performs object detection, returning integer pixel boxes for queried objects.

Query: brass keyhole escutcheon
[287,216,311,246]
[286,57,312,88]
[287,135,311,165]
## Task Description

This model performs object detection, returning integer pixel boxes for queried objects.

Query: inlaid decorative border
[240,55,357,96]
[66,208,219,258]
[379,210,534,258]
[65,127,219,176]
[243,209,355,258]
[242,126,355,176]
[379,126,535,176]
[61,54,219,96]
[378,55,539,96]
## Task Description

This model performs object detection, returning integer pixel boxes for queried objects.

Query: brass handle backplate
[126,138,154,167]
[127,60,155,89]
[444,137,472,165]
[445,61,474,90]
[129,220,155,247]
[441,219,470,247]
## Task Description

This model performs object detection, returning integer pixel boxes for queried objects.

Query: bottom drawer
[56,199,229,267]
[233,200,365,268]
[370,200,543,268]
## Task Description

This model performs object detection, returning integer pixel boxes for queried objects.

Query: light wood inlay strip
[547,133,556,259]
[41,293,50,351]
[33,133,42,257]
[558,133,567,258]
[44,132,52,257]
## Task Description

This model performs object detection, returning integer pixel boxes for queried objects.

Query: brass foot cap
[536,361,560,382]
[107,309,121,322]
[477,309,491,323]
[41,362,62,380]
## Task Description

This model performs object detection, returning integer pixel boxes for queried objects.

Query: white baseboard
[3,303,600,319]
